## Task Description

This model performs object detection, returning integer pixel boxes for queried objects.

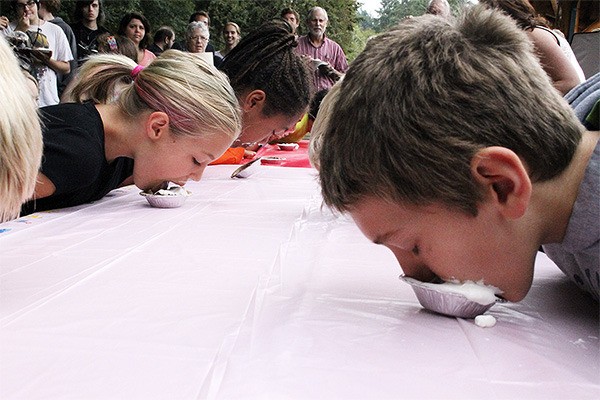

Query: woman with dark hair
[211,19,313,164]
[117,12,155,66]
[70,0,109,66]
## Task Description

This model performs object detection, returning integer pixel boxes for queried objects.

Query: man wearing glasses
[3,0,73,106]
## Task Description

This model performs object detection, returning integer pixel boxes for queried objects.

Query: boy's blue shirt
[542,73,600,301]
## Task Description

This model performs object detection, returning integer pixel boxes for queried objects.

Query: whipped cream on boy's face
[349,195,537,303]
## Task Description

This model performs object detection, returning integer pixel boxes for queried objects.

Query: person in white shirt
[6,0,73,106]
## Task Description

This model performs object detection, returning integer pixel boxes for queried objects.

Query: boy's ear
[146,111,170,141]
[471,147,532,219]
[241,90,266,112]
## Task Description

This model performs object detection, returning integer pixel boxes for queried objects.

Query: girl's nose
[189,166,206,182]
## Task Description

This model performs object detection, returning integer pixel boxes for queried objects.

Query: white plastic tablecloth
[1,165,598,399]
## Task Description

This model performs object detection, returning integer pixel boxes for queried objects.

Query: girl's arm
[527,28,581,95]
[32,173,56,200]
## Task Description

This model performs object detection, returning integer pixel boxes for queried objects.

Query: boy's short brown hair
[318,5,584,215]
[41,0,61,14]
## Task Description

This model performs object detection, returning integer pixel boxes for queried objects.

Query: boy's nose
[390,246,437,283]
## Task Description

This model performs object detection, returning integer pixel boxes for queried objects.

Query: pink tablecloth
[0,166,597,399]
[252,139,311,168]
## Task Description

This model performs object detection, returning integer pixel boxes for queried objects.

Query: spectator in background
[118,12,155,66]
[173,11,215,53]
[189,11,215,53]
[7,0,73,107]
[480,0,585,95]
[148,26,175,57]
[426,0,451,18]
[61,34,137,103]
[70,0,109,66]
[215,22,240,59]
[0,36,43,222]
[296,6,348,92]
[182,21,222,66]
[61,33,137,103]
[95,33,137,61]
[280,7,300,35]
[38,0,76,97]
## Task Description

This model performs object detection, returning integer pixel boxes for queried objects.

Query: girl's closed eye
[193,157,203,166]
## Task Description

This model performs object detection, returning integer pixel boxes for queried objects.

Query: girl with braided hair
[20,50,242,215]
[213,19,312,164]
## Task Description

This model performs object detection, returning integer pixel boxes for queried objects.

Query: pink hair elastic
[131,65,145,78]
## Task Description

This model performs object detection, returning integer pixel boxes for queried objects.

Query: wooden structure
[531,0,600,40]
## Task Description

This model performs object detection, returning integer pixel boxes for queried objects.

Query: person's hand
[243,149,256,159]
[15,14,30,33]
[318,62,343,81]
[0,16,9,30]
[244,142,261,152]
[301,55,325,71]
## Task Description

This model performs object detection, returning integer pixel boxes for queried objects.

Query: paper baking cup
[399,276,495,319]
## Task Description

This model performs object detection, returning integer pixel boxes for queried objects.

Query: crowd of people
[0,0,598,306]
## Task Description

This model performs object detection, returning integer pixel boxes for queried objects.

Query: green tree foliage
[377,0,473,31]
[357,9,376,30]
[197,0,358,51]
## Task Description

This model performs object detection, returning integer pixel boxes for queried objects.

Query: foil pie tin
[277,143,299,151]
[261,156,286,165]
[140,186,191,208]
[399,275,497,319]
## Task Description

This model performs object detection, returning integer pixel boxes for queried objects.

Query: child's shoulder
[566,73,600,129]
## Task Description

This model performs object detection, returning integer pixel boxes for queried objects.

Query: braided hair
[219,19,313,117]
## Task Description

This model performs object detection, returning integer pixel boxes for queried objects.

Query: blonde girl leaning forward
[0,36,43,222]
[21,50,241,215]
